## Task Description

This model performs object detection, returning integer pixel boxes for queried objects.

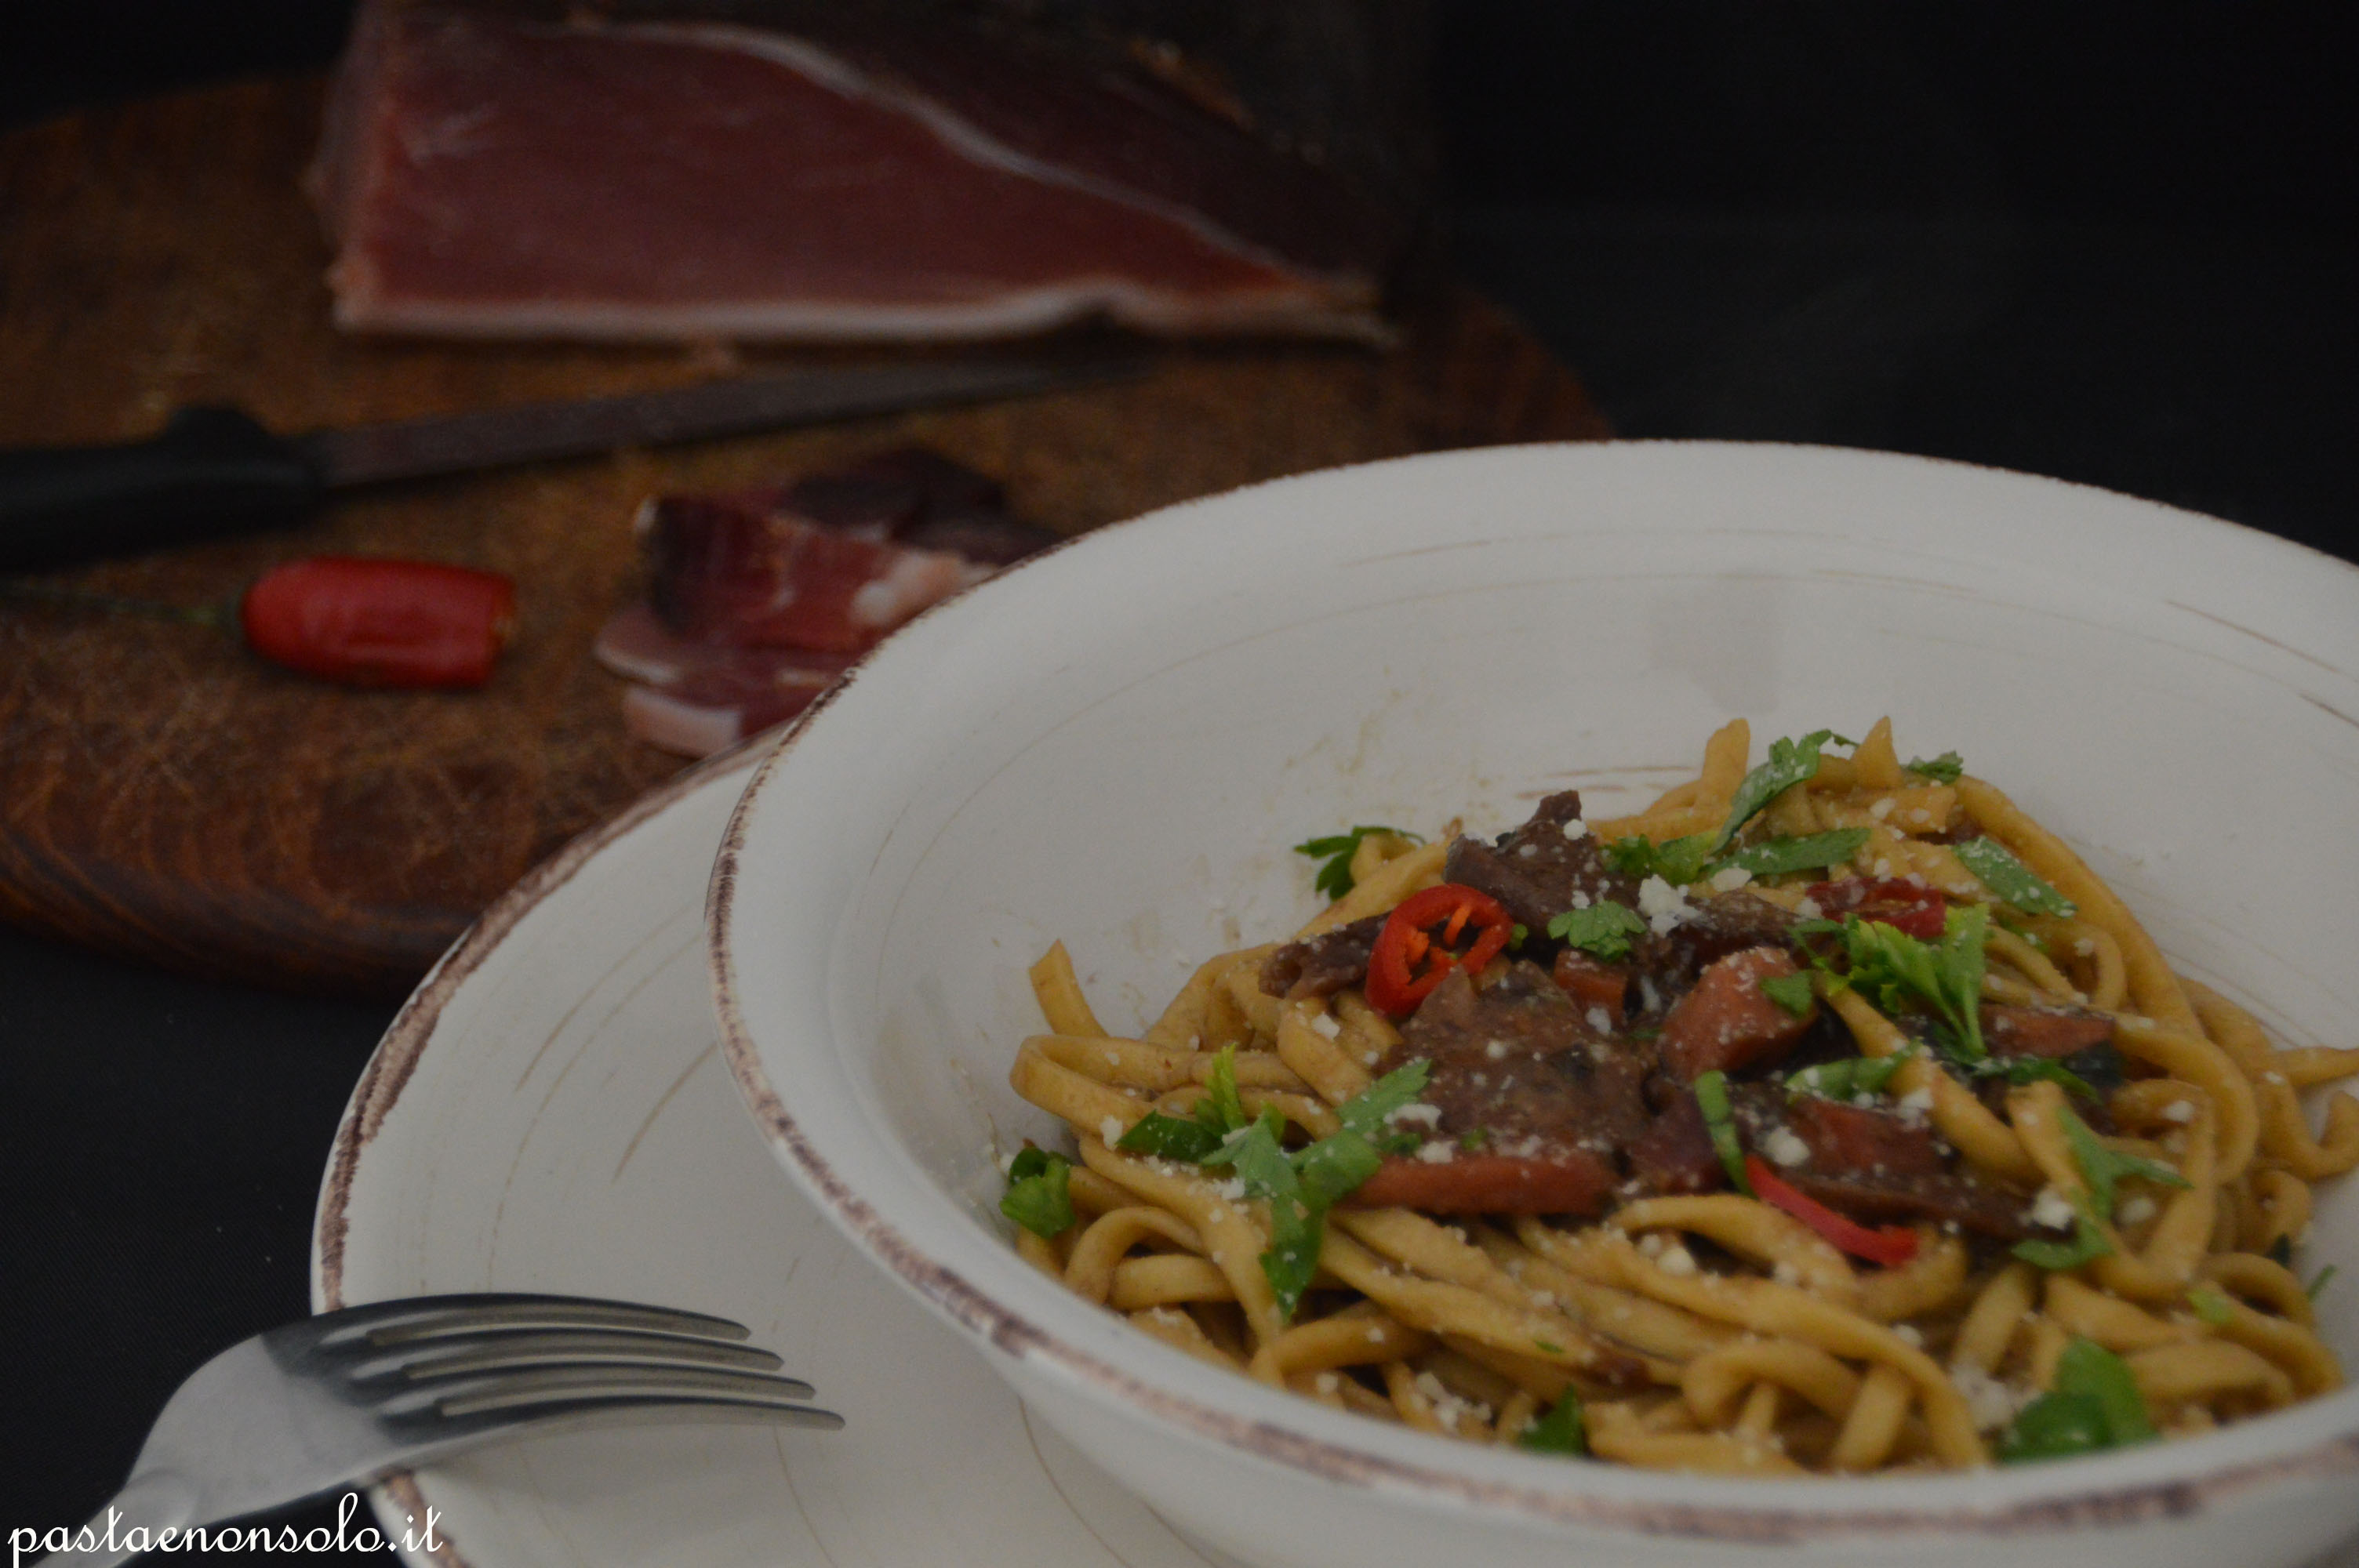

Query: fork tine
[378,1363,827,1420]
[342,1328,787,1385]
[426,1392,846,1439]
[312,1294,751,1348]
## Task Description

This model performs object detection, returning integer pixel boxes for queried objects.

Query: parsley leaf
[1546,899,1648,961]
[1116,1111,1229,1163]
[2057,1337,2157,1443]
[1974,1053,2104,1102]
[1207,1110,1339,1321]
[1134,1058,1436,1323]
[1336,1058,1432,1141]
[1518,1393,1587,1456]
[1259,1190,1326,1319]
[2311,1265,2339,1301]
[2188,1287,2235,1327]
[1203,1105,1292,1185]
[1713,730,1848,854]
[2012,1193,2114,1271]
[1836,903,1991,1062]
[1604,832,1714,887]
[1906,751,1965,785]
[1121,1044,1256,1160]
[1954,837,2077,917]
[1205,1079,1430,1322]
[1759,971,1819,1019]
[2000,1338,2155,1462]
[1997,1392,2110,1463]
[1710,829,1869,879]
[1293,1130,1384,1208]
[1785,1051,1910,1101]
[1293,825,1421,902]
[1000,1147,1077,1238]
[1200,1044,1249,1136]
[2058,1103,2187,1221]
[1693,1069,1751,1195]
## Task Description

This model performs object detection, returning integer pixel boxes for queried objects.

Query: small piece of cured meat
[601,447,1051,755]
[642,494,991,655]
[1442,791,1637,936]
[1378,962,1653,1214]
[1655,946,1816,1081]
[1259,915,1384,1001]
[595,604,855,755]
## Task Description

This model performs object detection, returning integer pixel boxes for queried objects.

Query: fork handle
[34,1472,199,1568]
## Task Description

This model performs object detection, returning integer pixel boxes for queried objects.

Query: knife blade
[0,355,1148,572]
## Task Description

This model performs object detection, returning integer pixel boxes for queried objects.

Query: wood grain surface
[0,73,1610,997]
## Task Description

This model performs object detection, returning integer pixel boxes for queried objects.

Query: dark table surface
[4,2,2354,1561]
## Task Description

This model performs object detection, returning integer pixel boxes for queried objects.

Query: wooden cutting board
[0,74,1610,997]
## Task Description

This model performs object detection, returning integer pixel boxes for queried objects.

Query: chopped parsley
[2188,1287,2235,1327]
[1713,730,1851,854]
[1954,837,2077,917]
[1115,1111,1230,1163]
[1293,825,1421,902]
[1118,1044,1255,1161]
[1604,832,1714,887]
[1518,1392,1587,1456]
[1339,1059,1434,1140]
[1180,1059,1433,1320]
[1712,828,1869,879]
[1546,898,1648,961]
[1784,1051,1909,1102]
[1999,1338,2155,1462]
[1759,970,1819,1019]
[2012,1192,2113,1271]
[2058,1103,2186,1221]
[1200,1043,1249,1133]
[2312,1265,2339,1301]
[1001,1146,1077,1239]
[1606,731,1863,889]
[1801,903,1992,1062]
[1693,1069,1751,1195]
[1968,1052,2105,1102]
[1906,751,1965,785]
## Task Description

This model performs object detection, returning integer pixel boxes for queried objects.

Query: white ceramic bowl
[710,441,2359,1568]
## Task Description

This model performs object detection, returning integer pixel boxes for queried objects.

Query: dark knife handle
[0,407,324,571]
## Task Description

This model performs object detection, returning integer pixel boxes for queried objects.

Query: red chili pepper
[1365,884,1514,1016]
[1743,1154,1921,1267]
[1805,877,1949,939]
[240,557,516,688]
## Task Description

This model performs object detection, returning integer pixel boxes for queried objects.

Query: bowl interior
[718,441,2359,1502]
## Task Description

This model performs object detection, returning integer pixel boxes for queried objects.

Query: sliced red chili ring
[1743,1153,1921,1267]
[1365,883,1514,1016]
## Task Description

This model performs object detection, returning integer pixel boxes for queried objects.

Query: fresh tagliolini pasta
[997,718,2359,1474]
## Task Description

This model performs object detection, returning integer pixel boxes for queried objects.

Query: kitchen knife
[0,356,1148,571]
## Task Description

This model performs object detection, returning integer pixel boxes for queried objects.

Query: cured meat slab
[0,74,1608,996]
[313,1,1396,343]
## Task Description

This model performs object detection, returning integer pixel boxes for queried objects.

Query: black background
[3,2,2354,1562]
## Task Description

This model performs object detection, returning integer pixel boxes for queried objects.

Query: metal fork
[38,1293,841,1568]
